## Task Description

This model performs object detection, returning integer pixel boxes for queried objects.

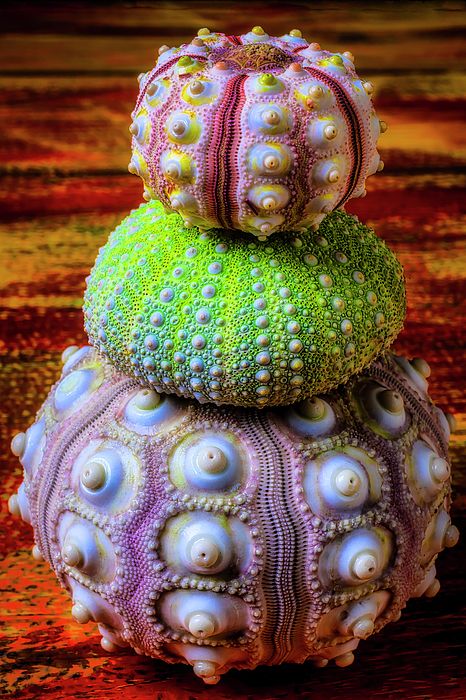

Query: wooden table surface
[1,2,465,698]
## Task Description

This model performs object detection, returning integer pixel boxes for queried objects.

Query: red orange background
[1,2,465,698]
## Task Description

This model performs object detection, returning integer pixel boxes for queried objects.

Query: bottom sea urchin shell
[9,346,458,684]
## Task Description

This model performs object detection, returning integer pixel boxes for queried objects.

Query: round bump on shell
[335,652,355,667]
[335,469,362,497]
[171,433,245,491]
[62,542,84,568]
[13,482,31,524]
[446,412,457,434]
[59,515,116,581]
[394,356,429,395]
[187,611,217,638]
[32,545,44,561]
[411,357,431,378]
[80,460,107,491]
[123,388,178,430]
[287,397,336,437]
[188,536,223,570]
[101,637,118,653]
[319,527,393,587]
[193,660,220,683]
[420,508,455,565]
[159,590,248,639]
[351,552,378,581]
[424,579,441,598]
[20,418,46,477]
[54,369,100,413]
[352,617,375,639]
[61,345,80,364]
[196,446,228,474]
[444,524,459,548]
[304,451,375,517]
[408,441,451,505]
[161,512,251,576]
[11,432,26,457]
[72,601,92,624]
[359,382,407,436]
[8,493,20,517]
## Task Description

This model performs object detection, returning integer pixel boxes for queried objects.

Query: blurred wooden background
[0,2,465,698]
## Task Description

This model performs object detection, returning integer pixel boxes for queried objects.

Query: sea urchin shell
[9,346,458,684]
[130,28,384,237]
[83,202,406,408]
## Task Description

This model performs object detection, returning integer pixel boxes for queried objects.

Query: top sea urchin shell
[130,28,383,238]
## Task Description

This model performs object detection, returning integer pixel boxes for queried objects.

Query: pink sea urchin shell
[9,346,458,684]
[130,28,384,238]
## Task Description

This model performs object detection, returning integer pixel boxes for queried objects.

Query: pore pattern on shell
[9,346,458,685]
[130,28,383,237]
[83,202,406,408]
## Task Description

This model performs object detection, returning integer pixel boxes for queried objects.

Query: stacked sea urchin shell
[8,27,459,686]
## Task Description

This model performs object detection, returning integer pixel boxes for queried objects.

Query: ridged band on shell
[9,345,458,684]
[130,27,384,238]
[83,202,406,408]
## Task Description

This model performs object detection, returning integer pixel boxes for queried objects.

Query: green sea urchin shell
[83,202,406,407]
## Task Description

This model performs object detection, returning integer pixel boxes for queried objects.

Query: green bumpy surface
[84,202,406,407]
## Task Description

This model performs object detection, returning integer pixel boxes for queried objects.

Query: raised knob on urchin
[129,26,386,238]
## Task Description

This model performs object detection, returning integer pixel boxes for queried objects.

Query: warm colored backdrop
[1,2,465,698]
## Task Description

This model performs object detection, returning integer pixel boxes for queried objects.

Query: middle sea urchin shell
[84,202,406,407]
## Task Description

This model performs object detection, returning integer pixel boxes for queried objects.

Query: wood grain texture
[1,2,465,698]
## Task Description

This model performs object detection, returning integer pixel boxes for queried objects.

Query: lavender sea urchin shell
[9,346,458,684]
[83,202,406,408]
[130,28,384,237]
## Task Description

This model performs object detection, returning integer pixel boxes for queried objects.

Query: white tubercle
[420,507,459,566]
[18,417,46,478]
[32,544,44,561]
[58,514,116,582]
[72,601,92,624]
[71,441,140,514]
[319,527,393,587]
[54,369,102,414]
[187,611,217,638]
[10,432,26,457]
[159,590,248,640]
[169,431,247,491]
[412,566,437,598]
[61,345,80,364]
[407,441,450,505]
[304,447,382,517]
[67,577,124,629]
[196,446,227,474]
[62,346,93,374]
[8,493,21,518]
[123,387,181,434]
[12,481,32,524]
[160,513,252,575]
[287,396,336,437]
[394,356,429,395]
[166,642,248,685]
[308,117,344,150]
[317,591,390,641]
[360,382,406,436]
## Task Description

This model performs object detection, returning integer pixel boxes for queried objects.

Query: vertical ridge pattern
[208,75,247,229]
[304,66,364,207]
[254,414,298,664]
